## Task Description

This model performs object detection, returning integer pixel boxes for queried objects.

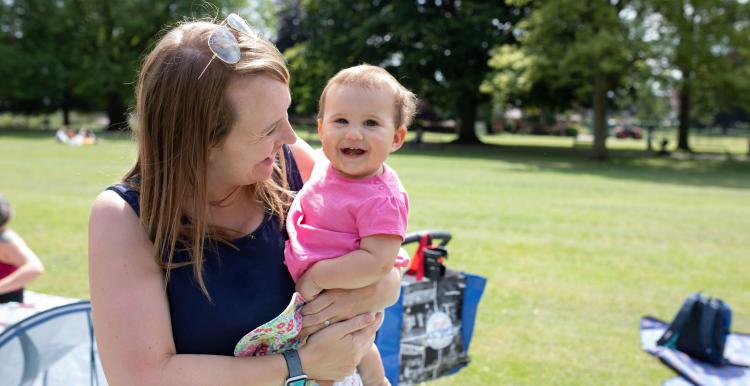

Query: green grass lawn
[1,130,749,385]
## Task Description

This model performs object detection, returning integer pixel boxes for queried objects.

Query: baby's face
[318,84,406,179]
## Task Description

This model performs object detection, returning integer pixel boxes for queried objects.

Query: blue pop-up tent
[0,301,108,386]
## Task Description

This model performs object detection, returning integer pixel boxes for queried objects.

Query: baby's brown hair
[318,64,417,129]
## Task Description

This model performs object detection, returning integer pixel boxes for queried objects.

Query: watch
[283,349,309,386]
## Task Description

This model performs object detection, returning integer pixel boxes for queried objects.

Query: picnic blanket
[640,316,750,386]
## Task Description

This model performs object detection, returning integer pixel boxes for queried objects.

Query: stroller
[376,230,487,386]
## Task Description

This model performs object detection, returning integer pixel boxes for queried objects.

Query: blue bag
[657,293,732,365]
[375,269,486,385]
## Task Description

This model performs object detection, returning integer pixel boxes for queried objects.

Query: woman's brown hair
[125,20,292,298]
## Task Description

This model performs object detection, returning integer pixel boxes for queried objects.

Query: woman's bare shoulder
[89,189,153,266]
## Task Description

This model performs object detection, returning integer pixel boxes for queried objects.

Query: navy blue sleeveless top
[107,145,304,356]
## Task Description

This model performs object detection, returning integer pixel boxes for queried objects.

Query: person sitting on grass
[55,126,70,144]
[79,127,97,145]
[0,194,45,304]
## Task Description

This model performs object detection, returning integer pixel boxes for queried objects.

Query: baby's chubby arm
[296,235,401,300]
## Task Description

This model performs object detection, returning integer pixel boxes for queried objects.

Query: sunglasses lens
[227,13,255,37]
[208,27,240,64]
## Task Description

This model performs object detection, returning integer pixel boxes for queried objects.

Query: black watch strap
[283,349,308,386]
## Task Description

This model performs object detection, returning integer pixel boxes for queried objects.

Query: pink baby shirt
[284,155,409,282]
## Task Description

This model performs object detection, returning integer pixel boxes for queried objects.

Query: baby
[287,64,416,386]
[234,64,415,386]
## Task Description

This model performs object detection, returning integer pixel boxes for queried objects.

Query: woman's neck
[206,186,266,237]
[207,180,243,204]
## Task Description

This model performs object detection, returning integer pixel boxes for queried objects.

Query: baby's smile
[340,147,367,156]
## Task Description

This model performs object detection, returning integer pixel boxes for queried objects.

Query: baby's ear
[391,126,407,152]
[317,119,323,138]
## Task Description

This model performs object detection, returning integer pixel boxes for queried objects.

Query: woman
[0,193,44,303]
[88,16,403,386]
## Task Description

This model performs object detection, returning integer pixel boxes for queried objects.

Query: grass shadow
[4,129,747,190]
[395,141,750,191]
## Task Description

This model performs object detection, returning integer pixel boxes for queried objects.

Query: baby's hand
[296,272,323,301]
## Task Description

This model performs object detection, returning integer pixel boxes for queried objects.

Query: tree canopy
[649,0,750,150]
[482,0,750,158]
[0,0,245,130]
[483,0,648,159]
[2,0,748,150]
[285,0,527,143]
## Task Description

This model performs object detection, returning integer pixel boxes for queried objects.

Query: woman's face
[207,75,295,198]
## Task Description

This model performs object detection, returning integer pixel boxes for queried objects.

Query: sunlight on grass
[1,131,748,385]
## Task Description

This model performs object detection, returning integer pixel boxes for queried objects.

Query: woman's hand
[299,266,401,338]
[298,312,383,382]
[299,288,357,337]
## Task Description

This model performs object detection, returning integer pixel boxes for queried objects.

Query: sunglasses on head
[198,13,257,79]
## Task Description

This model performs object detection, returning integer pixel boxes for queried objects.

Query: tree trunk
[62,109,71,126]
[590,74,609,160]
[455,91,481,144]
[62,88,72,126]
[677,82,691,151]
[484,108,494,135]
[106,92,129,131]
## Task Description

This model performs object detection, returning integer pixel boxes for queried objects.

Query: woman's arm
[300,265,403,337]
[0,231,44,293]
[89,191,377,386]
[289,134,316,182]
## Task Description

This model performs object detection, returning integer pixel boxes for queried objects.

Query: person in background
[0,194,45,303]
[80,127,97,145]
[55,126,70,144]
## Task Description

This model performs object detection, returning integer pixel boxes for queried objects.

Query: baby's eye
[364,119,379,127]
[334,118,348,125]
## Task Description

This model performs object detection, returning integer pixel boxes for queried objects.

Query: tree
[0,0,243,131]
[0,1,72,119]
[480,45,579,130]
[483,0,648,160]
[651,0,750,151]
[287,0,526,144]
[63,1,246,131]
[274,0,308,52]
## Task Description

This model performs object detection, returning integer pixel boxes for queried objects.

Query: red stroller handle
[402,231,451,247]
[403,231,451,282]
